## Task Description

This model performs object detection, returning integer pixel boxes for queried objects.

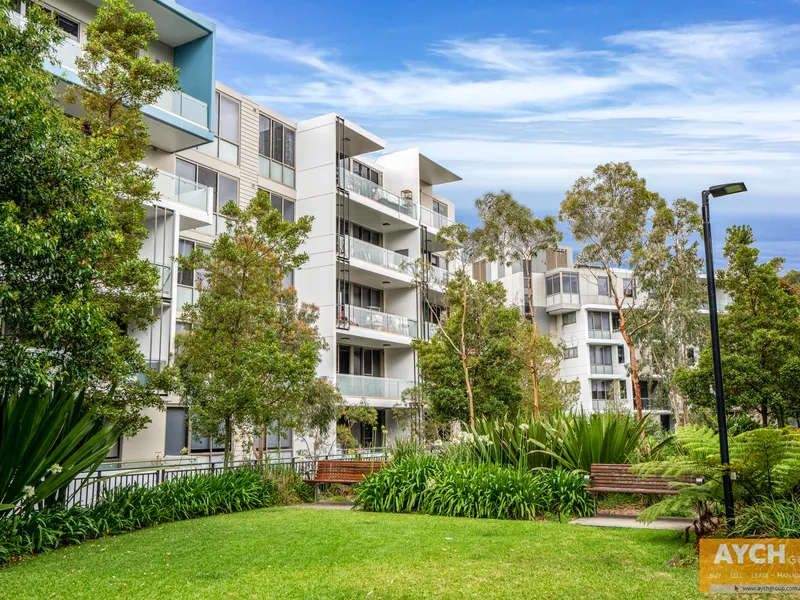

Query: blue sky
[182,0,800,271]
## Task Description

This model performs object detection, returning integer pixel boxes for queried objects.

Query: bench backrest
[313,460,387,482]
[589,463,698,491]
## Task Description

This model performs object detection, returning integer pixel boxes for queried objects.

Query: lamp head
[707,182,747,198]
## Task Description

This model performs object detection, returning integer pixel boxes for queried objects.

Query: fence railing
[62,452,389,509]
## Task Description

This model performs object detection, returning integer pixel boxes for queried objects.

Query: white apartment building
[129,82,462,463]
[483,247,731,430]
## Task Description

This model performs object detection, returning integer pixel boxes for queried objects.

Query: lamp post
[701,182,746,529]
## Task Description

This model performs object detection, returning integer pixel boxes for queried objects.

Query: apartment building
[483,247,730,430]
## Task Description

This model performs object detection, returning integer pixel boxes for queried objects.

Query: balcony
[424,321,440,338]
[154,264,172,298]
[420,205,453,231]
[152,169,214,229]
[337,374,414,399]
[340,168,416,220]
[176,285,200,309]
[545,292,581,314]
[641,396,671,411]
[340,235,413,278]
[428,264,450,288]
[11,9,214,152]
[590,365,614,375]
[343,305,418,338]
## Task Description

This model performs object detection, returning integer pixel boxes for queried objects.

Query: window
[105,437,121,460]
[590,345,612,367]
[612,313,621,332]
[472,261,487,282]
[562,312,577,326]
[352,161,381,185]
[623,278,635,298]
[591,380,613,411]
[432,199,448,217]
[338,345,351,375]
[269,192,295,222]
[587,311,610,336]
[564,346,578,359]
[351,284,382,310]
[545,274,561,295]
[201,92,240,164]
[598,276,610,297]
[38,6,80,40]
[350,223,381,246]
[687,348,696,365]
[177,158,238,213]
[177,239,195,287]
[563,272,579,294]
[256,421,292,451]
[258,114,296,187]
[617,345,625,363]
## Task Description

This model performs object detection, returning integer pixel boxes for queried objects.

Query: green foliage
[336,403,379,449]
[731,500,800,538]
[470,412,648,473]
[176,190,325,466]
[355,455,592,520]
[0,381,121,511]
[634,426,800,530]
[0,1,177,433]
[0,467,302,564]
[413,271,524,425]
[677,225,800,426]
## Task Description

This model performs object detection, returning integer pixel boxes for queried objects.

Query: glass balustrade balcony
[420,205,454,230]
[428,264,450,287]
[10,12,208,129]
[343,305,418,338]
[424,321,440,338]
[588,329,612,339]
[152,169,212,211]
[336,374,414,399]
[340,236,412,276]
[590,365,614,375]
[339,168,416,219]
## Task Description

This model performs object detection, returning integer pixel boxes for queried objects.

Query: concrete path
[291,501,355,510]
[570,514,694,530]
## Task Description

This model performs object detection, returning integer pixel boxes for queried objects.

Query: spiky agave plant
[0,381,122,512]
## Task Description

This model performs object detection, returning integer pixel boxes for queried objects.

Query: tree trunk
[531,364,540,421]
[526,263,540,420]
[760,403,768,427]
[461,352,475,428]
[224,416,233,470]
[617,309,643,421]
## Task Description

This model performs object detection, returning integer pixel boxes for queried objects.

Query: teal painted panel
[174,33,216,135]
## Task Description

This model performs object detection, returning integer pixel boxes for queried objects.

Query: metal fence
[62,450,389,509]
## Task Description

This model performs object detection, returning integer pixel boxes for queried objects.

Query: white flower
[180,447,188,455]
[519,423,530,431]
[49,463,62,475]
[478,435,490,443]
[433,439,444,447]
[22,485,35,499]
[426,478,437,490]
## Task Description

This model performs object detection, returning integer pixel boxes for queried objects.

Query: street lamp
[701,182,747,529]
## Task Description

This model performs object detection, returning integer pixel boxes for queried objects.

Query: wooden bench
[308,460,387,501]
[584,463,703,512]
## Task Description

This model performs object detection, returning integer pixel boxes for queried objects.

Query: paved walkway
[570,514,694,530]
[291,501,356,510]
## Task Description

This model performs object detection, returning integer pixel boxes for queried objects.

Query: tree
[413,268,524,426]
[472,192,565,419]
[635,199,706,426]
[677,225,800,426]
[176,191,325,467]
[0,0,175,432]
[560,162,682,420]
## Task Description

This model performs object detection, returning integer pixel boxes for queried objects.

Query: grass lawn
[0,508,707,600]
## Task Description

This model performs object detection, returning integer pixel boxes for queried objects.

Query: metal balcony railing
[339,168,416,219]
[343,305,418,338]
[336,374,414,399]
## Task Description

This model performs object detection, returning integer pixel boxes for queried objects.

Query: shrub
[470,412,647,473]
[0,467,288,564]
[355,455,591,521]
[731,500,800,538]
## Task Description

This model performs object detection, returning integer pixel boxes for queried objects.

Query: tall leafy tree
[176,191,328,467]
[635,199,706,425]
[677,225,800,426]
[413,269,523,426]
[0,0,175,431]
[560,162,683,420]
[472,191,566,419]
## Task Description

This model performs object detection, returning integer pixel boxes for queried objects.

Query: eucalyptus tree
[472,192,564,419]
[560,162,689,420]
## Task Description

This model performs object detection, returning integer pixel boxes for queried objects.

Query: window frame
[257,113,297,187]
[564,346,578,359]
[562,311,577,326]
